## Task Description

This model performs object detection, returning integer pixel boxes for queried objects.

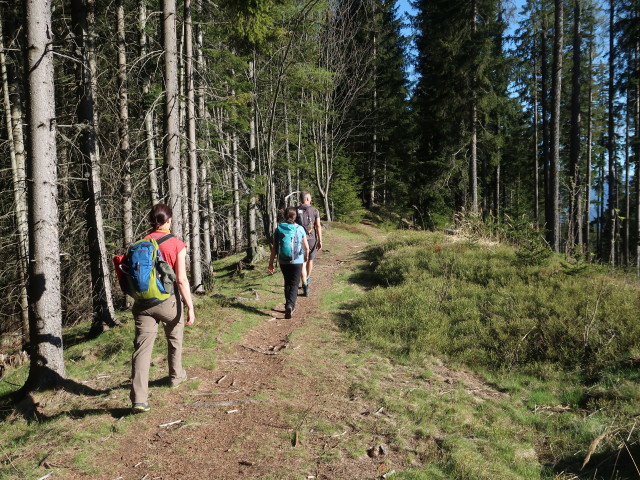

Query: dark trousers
[280,263,303,309]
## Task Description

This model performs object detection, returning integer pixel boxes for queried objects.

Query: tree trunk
[23,0,65,391]
[196,3,213,277]
[232,131,242,252]
[623,104,630,266]
[0,13,29,343]
[568,0,581,254]
[245,56,260,263]
[163,0,183,238]
[635,39,640,274]
[118,0,133,250]
[139,0,159,205]
[533,33,540,228]
[584,34,594,258]
[370,31,377,208]
[550,0,563,252]
[72,0,117,334]
[184,0,203,292]
[541,23,552,245]
[470,0,478,215]
[606,0,617,265]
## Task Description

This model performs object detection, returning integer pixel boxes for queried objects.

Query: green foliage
[330,154,365,224]
[345,232,640,375]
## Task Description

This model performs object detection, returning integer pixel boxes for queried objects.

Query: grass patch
[341,230,640,479]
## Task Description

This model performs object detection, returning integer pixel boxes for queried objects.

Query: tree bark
[533,49,540,229]
[117,0,133,251]
[635,38,640,274]
[139,0,159,205]
[584,34,594,258]
[163,0,183,238]
[72,0,117,334]
[184,0,203,292]
[623,104,630,265]
[23,0,65,390]
[541,23,552,245]
[0,13,29,342]
[606,0,617,265]
[568,0,582,254]
[550,0,563,252]
[470,0,478,215]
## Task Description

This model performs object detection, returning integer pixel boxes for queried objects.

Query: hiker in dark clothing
[296,191,322,297]
[268,206,310,319]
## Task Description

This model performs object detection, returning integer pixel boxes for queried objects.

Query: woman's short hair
[149,203,173,228]
[284,206,297,223]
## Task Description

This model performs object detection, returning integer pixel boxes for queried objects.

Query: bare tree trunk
[584,35,594,258]
[470,0,478,215]
[635,38,640,274]
[550,0,563,252]
[163,0,183,238]
[370,30,377,208]
[606,0,617,265]
[624,104,630,266]
[568,0,581,254]
[139,0,159,205]
[23,0,65,390]
[541,24,552,245]
[196,3,213,276]
[232,131,242,252]
[184,0,203,292]
[0,14,28,342]
[533,33,540,228]
[72,0,117,334]
[245,56,260,262]
[118,0,133,249]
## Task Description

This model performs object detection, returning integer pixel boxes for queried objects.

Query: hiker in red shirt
[130,204,195,413]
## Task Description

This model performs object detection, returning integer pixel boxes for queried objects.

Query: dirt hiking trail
[57,224,502,480]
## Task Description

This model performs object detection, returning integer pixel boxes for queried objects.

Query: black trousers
[280,263,303,309]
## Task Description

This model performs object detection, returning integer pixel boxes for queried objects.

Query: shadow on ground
[553,443,640,479]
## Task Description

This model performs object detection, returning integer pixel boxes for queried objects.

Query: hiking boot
[285,305,292,319]
[170,372,188,388]
[131,403,150,414]
[302,283,309,297]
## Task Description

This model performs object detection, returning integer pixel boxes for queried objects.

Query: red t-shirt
[144,231,187,271]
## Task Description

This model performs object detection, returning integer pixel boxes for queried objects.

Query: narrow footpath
[92,224,401,480]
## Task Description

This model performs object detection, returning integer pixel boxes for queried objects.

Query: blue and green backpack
[118,234,176,305]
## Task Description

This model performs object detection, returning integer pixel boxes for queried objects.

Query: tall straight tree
[117,0,133,251]
[606,0,617,264]
[140,0,160,205]
[0,12,29,341]
[163,0,183,238]
[568,0,583,252]
[71,0,117,334]
[22,0,65,390]
[549,0,563,252]
[184,0,203,292]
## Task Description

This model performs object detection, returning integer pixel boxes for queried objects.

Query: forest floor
[0,222,511,480]
[4,221,640,479]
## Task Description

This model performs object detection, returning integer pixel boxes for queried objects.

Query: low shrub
[346,233,640,375]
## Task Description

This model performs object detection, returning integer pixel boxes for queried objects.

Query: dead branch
[188,399,260,407]
[240,345,277,355]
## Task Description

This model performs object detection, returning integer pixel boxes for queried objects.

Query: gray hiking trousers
[130,295,186,404]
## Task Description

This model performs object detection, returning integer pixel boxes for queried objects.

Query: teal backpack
[276,223,302,262]
[117,234,176,305]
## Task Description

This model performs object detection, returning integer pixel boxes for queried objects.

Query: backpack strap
[156,233,175,245]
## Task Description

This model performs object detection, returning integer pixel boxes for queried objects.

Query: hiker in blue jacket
[268,206,310,319]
